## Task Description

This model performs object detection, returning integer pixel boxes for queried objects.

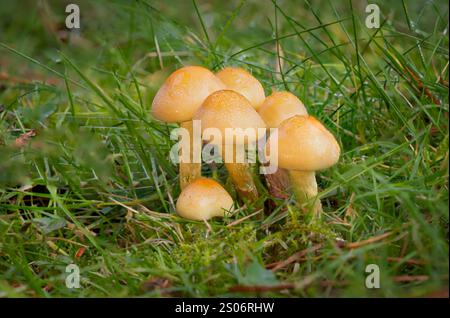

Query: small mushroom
[266,115,340,215]
[194,90,266,202]
[258,91,308,200]
[176,178,234,221]
[152,66,225,189]
[258,91,308,128]
[216,67,265,110]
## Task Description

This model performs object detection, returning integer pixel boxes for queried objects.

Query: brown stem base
[264,168,290,199]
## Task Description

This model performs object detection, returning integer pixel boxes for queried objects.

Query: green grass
[0,0,448,297]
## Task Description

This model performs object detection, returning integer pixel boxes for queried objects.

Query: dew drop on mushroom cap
[216,67,265,110]
[176,178,234,221]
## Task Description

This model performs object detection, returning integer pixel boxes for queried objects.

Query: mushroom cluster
[151,65,340,220]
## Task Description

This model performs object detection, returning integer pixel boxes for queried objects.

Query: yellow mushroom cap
[258,91,308,128]
[267,115,340,171]
[151,66,225,123]
[216,67,265,110]
[193,90,266,145]
[176,178,234,221]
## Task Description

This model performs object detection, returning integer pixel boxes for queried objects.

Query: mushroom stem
[221,146,259,202]
[179,121,201,189]
[288,170,322,216]
[224,162,259,202]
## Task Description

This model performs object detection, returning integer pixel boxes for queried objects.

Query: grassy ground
[0,0,448,297]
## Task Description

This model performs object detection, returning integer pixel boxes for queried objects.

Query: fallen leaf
[14,129,36,148]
